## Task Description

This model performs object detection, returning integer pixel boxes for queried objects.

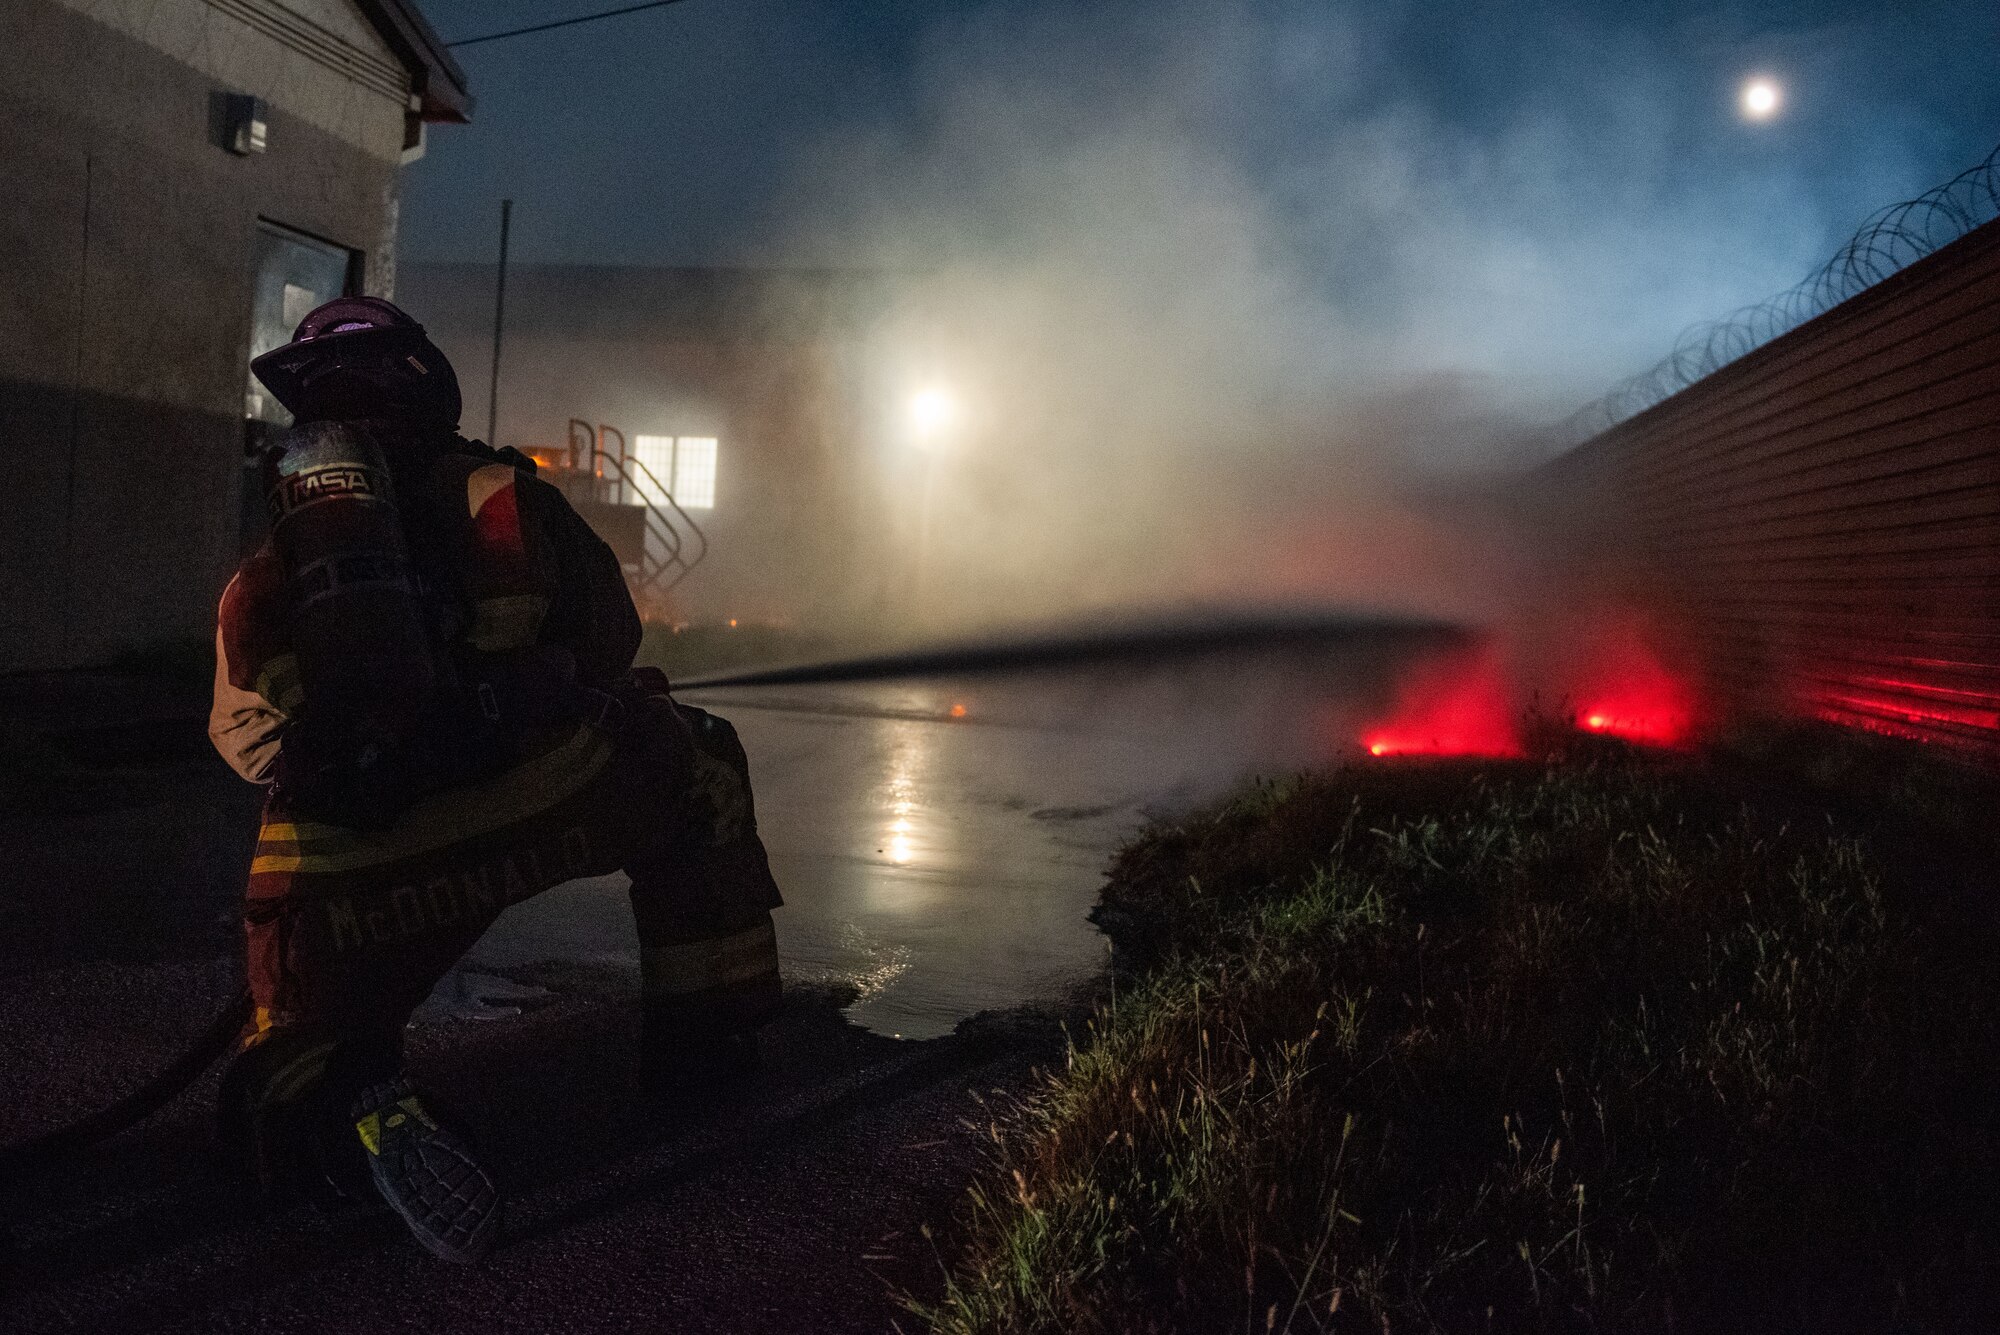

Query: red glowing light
[949,703,968,719]
[1360,648,1522,758]
[1807,686,2000,734]
[1571,637,1695,746]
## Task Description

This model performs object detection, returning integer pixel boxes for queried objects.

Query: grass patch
[1722,718,2000,853]
[914,746,2000,1333]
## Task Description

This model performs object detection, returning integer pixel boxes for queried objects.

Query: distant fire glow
[1741,77,1782,121]
[1360,648,1522,758]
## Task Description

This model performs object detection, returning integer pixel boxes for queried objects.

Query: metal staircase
[543,419,709,616]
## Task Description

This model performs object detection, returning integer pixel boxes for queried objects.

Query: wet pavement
[0,644,1411,1331]
[455,654,1395,1039]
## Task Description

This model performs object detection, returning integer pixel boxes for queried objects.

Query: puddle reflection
[882,722,925,868]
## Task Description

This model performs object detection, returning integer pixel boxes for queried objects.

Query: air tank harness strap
[577,686,627,732]
[466,674,628,734]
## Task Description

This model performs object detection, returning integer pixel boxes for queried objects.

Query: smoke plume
[768,0,1947,640]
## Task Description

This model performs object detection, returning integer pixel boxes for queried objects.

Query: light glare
[1741,78,1781,120]
[909,386,957,436]
[671,436,718,509]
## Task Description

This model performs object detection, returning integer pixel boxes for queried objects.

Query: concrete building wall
[47,0,414,164]
[0,0,413,670]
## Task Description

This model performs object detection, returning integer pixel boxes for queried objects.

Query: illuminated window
[671,437,717,509]
[627,435,717,510]
[632,434,676,508]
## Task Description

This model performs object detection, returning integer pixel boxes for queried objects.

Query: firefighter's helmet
[251,297,462,428]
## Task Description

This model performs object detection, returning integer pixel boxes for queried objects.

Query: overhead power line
[445,0,693,49]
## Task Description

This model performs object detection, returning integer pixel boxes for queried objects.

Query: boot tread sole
[354,1079,502,1263]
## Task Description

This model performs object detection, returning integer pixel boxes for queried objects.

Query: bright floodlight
[1741,77,1781,121]
[909,385,957,437]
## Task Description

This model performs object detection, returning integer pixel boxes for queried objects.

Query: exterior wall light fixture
[224,94,268,155]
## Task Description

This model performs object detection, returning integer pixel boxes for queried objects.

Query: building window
[245,221,359,425]
[672,437,718,510]
[633,435,676,508]
[630,434,718,510]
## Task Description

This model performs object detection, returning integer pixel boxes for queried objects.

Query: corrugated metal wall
[1553,217,2000,761]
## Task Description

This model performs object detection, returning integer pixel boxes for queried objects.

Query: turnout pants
[221,681,782,1149]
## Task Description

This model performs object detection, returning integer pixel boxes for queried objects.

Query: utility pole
[486,198,512,446]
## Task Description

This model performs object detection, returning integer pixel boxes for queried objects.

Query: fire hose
[0,611,1461,1183]
[0,989,251,1184]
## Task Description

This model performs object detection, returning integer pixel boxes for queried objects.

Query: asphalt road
[4,954,1053,1333]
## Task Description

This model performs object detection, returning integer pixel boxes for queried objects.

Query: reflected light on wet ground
[883,725,925,868]
[455,648,1416,1038]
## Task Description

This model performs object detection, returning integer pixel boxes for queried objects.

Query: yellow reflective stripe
[259,1041,335,1108]
[254,653,304,713]
[238,1005,281,1052]
[641,920,780,996]
[466,593,549,652]
[250,725,612,875]
[356,1097,432,1156]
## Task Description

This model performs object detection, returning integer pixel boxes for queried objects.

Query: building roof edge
[353,0,473,123]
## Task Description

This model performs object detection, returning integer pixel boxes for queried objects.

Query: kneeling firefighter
[209,297,782,1262]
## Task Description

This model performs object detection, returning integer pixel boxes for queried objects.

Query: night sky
[401,0,1997,398]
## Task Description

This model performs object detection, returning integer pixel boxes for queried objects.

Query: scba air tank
[263,420,438,824]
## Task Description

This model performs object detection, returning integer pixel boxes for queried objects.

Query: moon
[1741,77,1782,121]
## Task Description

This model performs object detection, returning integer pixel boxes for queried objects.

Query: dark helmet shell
[251,297,463,428]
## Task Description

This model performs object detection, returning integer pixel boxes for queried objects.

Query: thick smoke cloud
[770,0,1945,637]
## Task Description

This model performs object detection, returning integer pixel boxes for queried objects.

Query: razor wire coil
[1560,139,2000,443]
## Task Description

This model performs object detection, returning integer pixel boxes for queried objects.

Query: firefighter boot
[637,913,782,1102]
[350,1078,502,1263]
[217,1031,346,1206]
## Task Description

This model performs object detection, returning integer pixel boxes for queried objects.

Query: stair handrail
[590,450,701,594]
[615,451,709,592]
[552,417,712,603]
[595,424,629,507]
[565,418,593,474]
